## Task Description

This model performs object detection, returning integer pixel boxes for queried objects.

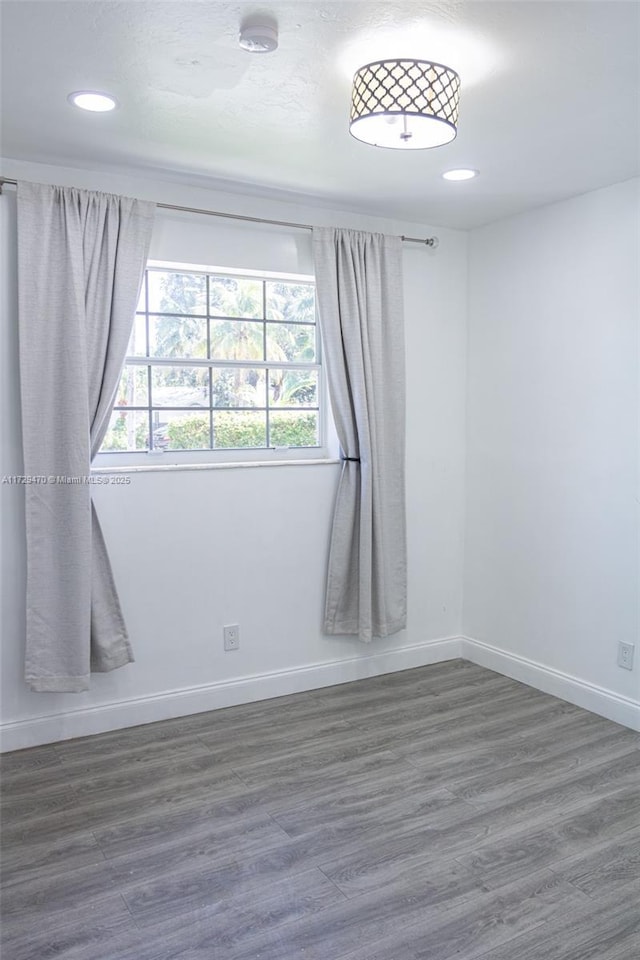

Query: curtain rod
[0,177,439,248]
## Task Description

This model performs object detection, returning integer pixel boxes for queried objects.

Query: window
[100,263,326,462]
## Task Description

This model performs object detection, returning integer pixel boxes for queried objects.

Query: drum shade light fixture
[350,59,460,149]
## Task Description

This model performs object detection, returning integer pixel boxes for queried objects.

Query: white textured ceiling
[1,0,638,229]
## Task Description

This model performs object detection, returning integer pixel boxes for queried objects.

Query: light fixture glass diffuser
[350,59,460,149]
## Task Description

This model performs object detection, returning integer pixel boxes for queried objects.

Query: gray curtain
[313,227,406,641]
[17,181,155,692]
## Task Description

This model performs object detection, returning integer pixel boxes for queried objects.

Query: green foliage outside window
[164,412,317,450]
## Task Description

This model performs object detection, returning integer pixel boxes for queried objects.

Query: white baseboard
[0,637,463,751]
[461,635,640,732]
[4,633,637,751]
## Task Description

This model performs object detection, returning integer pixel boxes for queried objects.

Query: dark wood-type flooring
[1,659,639,960]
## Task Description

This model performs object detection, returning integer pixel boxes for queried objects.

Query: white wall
[2,160,637,745]
[463,179,640,719]
[0,159,468,748]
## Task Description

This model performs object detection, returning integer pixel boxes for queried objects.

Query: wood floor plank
[315,659,483,702]
[0,743,64,776]
[337,676,552,733]
[1,659,637,960]
[454,788,640,888]
[446,730,639,805]
[202,862,478,960]
[229,728,411,787]
[91,749,415,861]
[391,696,612,764]
[0,762,247,844]
[309,755,640,898]
[104,813,291,888]
[54,733,212,780]
[336,869,591,960]
[461,888,640,960]
[0,894,135,960]
[397,706,631,773]
[53,721,214,761]
[313,669,526,718]
[549,834,640,901]
[0,829,105,888]
[461,747,640,823]
[120,791,471,927]
[0,785,79,823]
[88,868,347,960]
[321,850,484,904]
[271,780,467,839]
[0,759,70,797]
[222,694,574,790]
[221,867,588,960]
[0,861,120,936]
[67,750,236,804]
[195,716,352,765]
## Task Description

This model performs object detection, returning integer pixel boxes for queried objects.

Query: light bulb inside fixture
[68,91,118,112]
[442,168,478,181]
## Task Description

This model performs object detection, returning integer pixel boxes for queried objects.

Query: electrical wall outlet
[617,641,634,671]
[223,624,240,651]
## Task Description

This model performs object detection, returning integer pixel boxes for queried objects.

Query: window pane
[212,368,266,407]
[210,320,264,361]
[210,277,263,319]
[114,364,149,407]
[102,267,320,458]
[149,316,207,359]
[147,271,207,314]
[268,369,318,407]
[266,323,316,363]
[270,411,319,447]
[213,410,266,448]
[151,366,209,407]
[266,282,315,323]
[102,410,149,452]
[127,315,147,357]
[151,411,210,451]
[136,285,146,314]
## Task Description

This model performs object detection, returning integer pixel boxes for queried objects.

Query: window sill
[92,458,341,475]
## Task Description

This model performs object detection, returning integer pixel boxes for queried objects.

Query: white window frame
[95,260,336,468]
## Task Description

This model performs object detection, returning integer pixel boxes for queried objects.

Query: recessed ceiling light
[67,91,118,112]
[442,168,478,181]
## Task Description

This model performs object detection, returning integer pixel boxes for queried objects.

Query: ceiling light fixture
[350,59,460,149]
[239,22,278,53]
[67,91,118,112]
[442,168,478,181]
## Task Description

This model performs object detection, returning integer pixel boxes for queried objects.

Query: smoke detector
[239,22,278,53]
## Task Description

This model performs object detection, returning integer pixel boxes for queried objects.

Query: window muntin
[101,266,321,457]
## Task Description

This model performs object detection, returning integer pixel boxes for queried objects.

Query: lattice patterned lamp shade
[350,59,461,149]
